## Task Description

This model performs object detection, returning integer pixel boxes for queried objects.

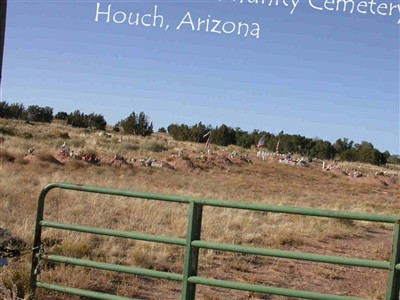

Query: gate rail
[30,183,400,300]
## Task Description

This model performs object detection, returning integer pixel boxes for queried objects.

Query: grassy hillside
[0,118,399,299]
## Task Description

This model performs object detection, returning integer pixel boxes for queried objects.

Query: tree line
[167,122,399,165]
[55,110,107,131]
[0,101,108,130]
[0,101,398,165]
[0,102,53,122]
[0,101,153,136]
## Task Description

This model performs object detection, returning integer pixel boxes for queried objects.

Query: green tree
[340,148,357,162]
[55,111,68,120]
[87,113,107,130]
[334,138,354,154]
[7,103,26,119]
[213,124,236,146]
[387,155,400,164]
[310,139,335,159]
[27,105,53,123]
[67,110,88,128]
[235,128,253,149]
[236,133,253,148]
[354,142,386,165]
[120,111,153,136]
[0,101,8,118]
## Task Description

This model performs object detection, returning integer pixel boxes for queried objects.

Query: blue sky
[2,0,399,153]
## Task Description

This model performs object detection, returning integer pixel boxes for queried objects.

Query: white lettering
[113,11,126,24]
[176,12,259,39]
[324,0,335,11]
[211,20,222,33]
[128,13,139,25]
[309,0,323,11]
[95,3,111,23]
[153,5,164,27]
[357,1,368,14]
[290,0,300,14]
[177,12,194,30]
[141,14,152,26]
[376,3,388,16]
[336,0,355,14]
[222,21,236,34]
[238,22,249,36]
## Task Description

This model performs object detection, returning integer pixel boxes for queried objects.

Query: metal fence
[30,182,400,300]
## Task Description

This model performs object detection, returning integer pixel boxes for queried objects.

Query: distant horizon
[1,98,398,155]
[2,1,399,154]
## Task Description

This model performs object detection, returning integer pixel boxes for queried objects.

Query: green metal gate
[30,183,400,300]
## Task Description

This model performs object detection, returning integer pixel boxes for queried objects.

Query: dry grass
[0,118,399,299]
[0,149,15,162]
[0,257,31,300]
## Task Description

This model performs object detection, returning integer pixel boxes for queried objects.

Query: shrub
[59,132,70,139]
[19,132,33,139]
[0,126,15,136]
[142,142,168,152]
[120,143,140,152]
[0,259,31,299]
[51,241,92,258]
[119,111,153,136]
[69,139,86,148]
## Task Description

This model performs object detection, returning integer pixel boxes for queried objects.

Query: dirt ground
[1,121,399,300]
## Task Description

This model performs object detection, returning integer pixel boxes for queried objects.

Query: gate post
[386,220,400,300]
[182,201,203,300]
[29,189,47,295]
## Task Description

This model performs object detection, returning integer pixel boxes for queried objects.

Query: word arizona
[177,12,260,39]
